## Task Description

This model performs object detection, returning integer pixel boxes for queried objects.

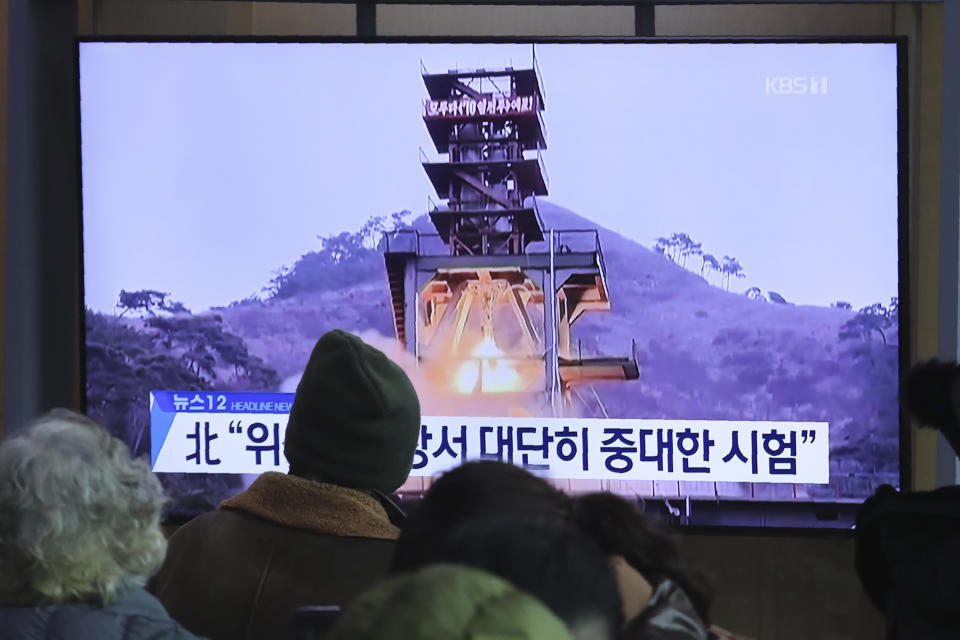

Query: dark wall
[683,532,883,639]
[4,0,81,435]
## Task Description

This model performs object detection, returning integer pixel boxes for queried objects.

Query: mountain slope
[217,201,899,494]
[537,201,897,483]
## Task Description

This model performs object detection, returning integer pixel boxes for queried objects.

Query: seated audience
[854,358,960,639]
[572,493,710,640]
[900,358,960,455]
[417,515,624,639]
[150,329,421,640]
[393,461,713,639]
[327,564,578,640]
[0,409,202,639]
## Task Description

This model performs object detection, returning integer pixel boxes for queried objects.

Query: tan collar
[221,472,399,540]
[611,555,653,624]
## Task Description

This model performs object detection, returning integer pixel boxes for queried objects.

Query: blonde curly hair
[0,409,168,605]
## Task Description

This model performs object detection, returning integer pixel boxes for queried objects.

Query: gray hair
[0,409,167,605]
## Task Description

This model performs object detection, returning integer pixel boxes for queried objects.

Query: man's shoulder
[169,505,396,549]
[218,475,400,540]
[163,474,401,555]
[0,590,204,640]
[111,589,205,640]
[164,508,244,542]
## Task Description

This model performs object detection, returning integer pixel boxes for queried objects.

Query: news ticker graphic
[150,391,829,483]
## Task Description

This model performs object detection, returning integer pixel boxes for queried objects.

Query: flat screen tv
[79,39,904,528]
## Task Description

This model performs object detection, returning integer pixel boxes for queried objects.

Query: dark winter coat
[855,484,960,639]
[623,579,712,640]
[149,472,400,640]
[0,587,203,640]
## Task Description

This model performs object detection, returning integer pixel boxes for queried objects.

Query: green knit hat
[284,330,421,494]
[328,564,575,640]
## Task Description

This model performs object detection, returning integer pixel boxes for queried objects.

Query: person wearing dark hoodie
[0,410,202,640]
[149,329,421,640]
[330,513,624,640]
[419,514,625,639]
[392,460,714,640]
[570,492,711,640]
[854,358,960,639]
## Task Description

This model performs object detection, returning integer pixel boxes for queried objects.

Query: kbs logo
[765,76,828,95]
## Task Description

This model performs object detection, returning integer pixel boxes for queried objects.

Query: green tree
[390,210,412,232]
[686,241,703,270]
[145,314,279,389]
[654,237,670,259]
[86,307,278,516]
[86,310,201,457]
[265,211,413,299]
[116,290,190,317]
[840,303,892,345]
[654,232,702,269]
[674,233,702,268]
[654,233,677,262]
[887,297,899,324]
[263,266,292,298]
[720,256,745,291]
[701,254,720,282]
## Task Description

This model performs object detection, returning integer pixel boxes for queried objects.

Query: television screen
[79,40,902,527]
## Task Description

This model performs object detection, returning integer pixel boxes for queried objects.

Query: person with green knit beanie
[284,329,421,494]
[149,330,424,640]
[328,565,576,640]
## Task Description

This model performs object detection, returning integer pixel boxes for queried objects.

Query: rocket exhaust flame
[454,336,524,394]
[451,277,528,394]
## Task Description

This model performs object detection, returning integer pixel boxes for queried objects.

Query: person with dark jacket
[0,409,202,640]
[393,461,714,640]
[571,493,712,640]
[855,484,960,639]
[149,329,421,640]
[854,358,960,639]
[419,515,625,639]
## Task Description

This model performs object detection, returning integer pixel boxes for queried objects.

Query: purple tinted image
[80,41,899,526]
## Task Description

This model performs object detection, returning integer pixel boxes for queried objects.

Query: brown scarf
[221,472,399,540]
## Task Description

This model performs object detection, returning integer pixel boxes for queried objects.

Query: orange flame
[454,336,523,394]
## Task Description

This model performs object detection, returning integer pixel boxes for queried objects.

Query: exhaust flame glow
[454,336,523,394]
